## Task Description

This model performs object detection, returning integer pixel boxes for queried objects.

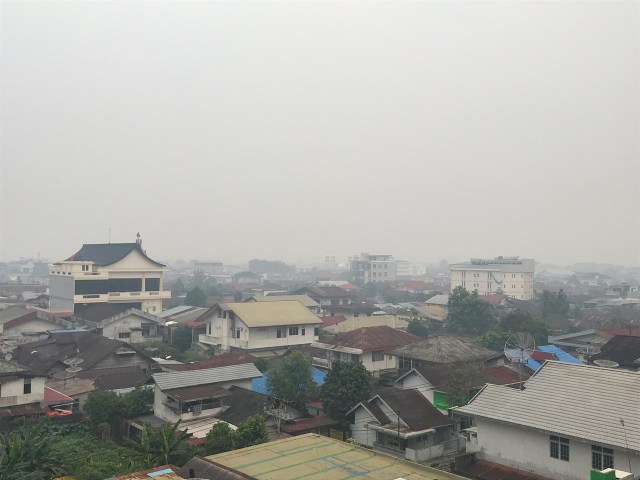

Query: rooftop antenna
[504,332,535,389]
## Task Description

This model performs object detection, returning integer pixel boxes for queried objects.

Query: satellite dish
[576,343,601,357]
[63,357,84,367]
[504,333,536,363]
[593,359,619,368]
[52,370,76,381]
[4,353,12,361]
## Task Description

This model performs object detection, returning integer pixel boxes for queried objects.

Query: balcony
[199,334,222,346]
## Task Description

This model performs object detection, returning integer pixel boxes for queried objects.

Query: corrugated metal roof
[251,295,319,308]
[455,361,640,452]
[224,301,321,328]
[153,363,262,391]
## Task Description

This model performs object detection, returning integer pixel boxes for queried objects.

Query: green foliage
[499,311,550,346]
[170,278,186,297]
[539,289,570,319]
[83,387,153,429]
[172,325,194,352]
[407,318,430,338]
[205,422,237,455]
[180,345,209,363]
[254,358,269,373]
[236,415,268,448]
[125,421,192,467]
[248,259,295,275]
[185,286,207,307]
[478,329,510,350]
[321,361,372,426]
[266,351,317,407]
[445,362,486,407]
[0,424,58,480]
[447,286,496,335]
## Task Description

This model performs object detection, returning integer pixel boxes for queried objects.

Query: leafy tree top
[447,286,496,335]
[266,351,317,407]
[320,361,372,426]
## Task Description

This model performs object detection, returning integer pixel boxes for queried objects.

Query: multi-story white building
[49,238,170,314]
[449,256,534,300]
[350,253,397,283]
[198,301,321,355]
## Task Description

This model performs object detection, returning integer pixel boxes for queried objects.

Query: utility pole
[397,410,401,458]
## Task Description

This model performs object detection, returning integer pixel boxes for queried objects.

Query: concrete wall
[49,275,75,310]
[450,269,534,300]
[362,351,396,373]
[476,418,640,480]
[101,313,162,343]
[2,317,61,336]
[0,376,45,407]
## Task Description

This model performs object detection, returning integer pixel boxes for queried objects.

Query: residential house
[0,360,47,421]
[348,388,457,462]
[310,325,421,373]
[0,305,75,340]
[388,336,504,372]
[198,301,321,356]
[450,256,535,300]
[592,335,640,370]
[524,345,583,372]
[180,433,468,480]
[291,285,355,313]
[320,314,408,334]
[453,361,640,480]
[232,271,261,285]
[152,363,263,423]
[73,304,166,343]
[161,351,256,372]
[49,238,170,313]
[245,295,320,313]
[423,294,450,308]
[395,364,524,411]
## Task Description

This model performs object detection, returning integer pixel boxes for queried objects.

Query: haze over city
[1,1,638,266]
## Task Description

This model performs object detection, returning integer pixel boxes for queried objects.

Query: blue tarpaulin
[253,366,327,395]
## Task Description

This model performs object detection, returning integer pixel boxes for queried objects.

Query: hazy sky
[1,1,638,267]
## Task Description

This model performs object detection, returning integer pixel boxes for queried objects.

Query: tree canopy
[406,318,430,338]
[83,387,153,429]
[447,286,496,335]
[539,289,570,319]
[266,351,317,407]
[185,286,207,307]
[236,415,268,448]
[320,361,372,426]
[204,416,267,455]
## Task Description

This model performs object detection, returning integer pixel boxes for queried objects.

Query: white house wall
[476,418,640,480]
[101,313,162,343]
[0,377,45,407]
[2,318,62,337]
[351,408,377,446]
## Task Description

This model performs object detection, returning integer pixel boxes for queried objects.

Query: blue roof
[252,366,327,395]
[526,345,583,372]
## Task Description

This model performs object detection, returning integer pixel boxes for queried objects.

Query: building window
[23,378,31,394]
[289,327,299,336]
[351,354,361,362]
[550,435,570,461]
[592,445,614,470]
[118,332,131,339]
[301,328,306,336]
[208,323,212,335]
[372,351,384,362]
[314,327,319,336]
[277,328,285,338]
[235,328,241,339]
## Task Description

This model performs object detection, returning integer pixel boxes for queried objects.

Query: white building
[0,360,47,418]
[198,301,321,355]
[73,305,166,344]
[350,253,397,283]
[152,363,262,423]
[49,239,170,314]
[454,361,640,480]
[348,388,458,462]
[450,256,534,300]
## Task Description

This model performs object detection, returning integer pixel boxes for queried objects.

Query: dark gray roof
[65,243,164,267]
[75,303,130,322]
[376,388,452,430]
[180,456,250,480]
[216,386,271,426]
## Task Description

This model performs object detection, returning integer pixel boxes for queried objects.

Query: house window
[351,354,361,362]
[372,351,384,362]
[592,445,614,470]
[550,435,570,461]
[277,328,285,338]
[23,378,31,394]
[119,332,131,339]
[208,322,212,335]
[235,328,241,339]
[314,327,319,336]
[301,328,306,336]
[289,327,299,336]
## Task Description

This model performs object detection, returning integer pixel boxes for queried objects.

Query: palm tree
[127,420,192,467]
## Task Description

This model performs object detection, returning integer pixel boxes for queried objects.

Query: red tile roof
[599,325,640,337]
[44,386,74,406]
[530,351,555,362]
[479,294,508,305]
[330,326,421,352]
[281,415,337,434]
[338,283,359,291]
[320,316,347,328]
[456,459,552,480]
[164,352,256,371]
